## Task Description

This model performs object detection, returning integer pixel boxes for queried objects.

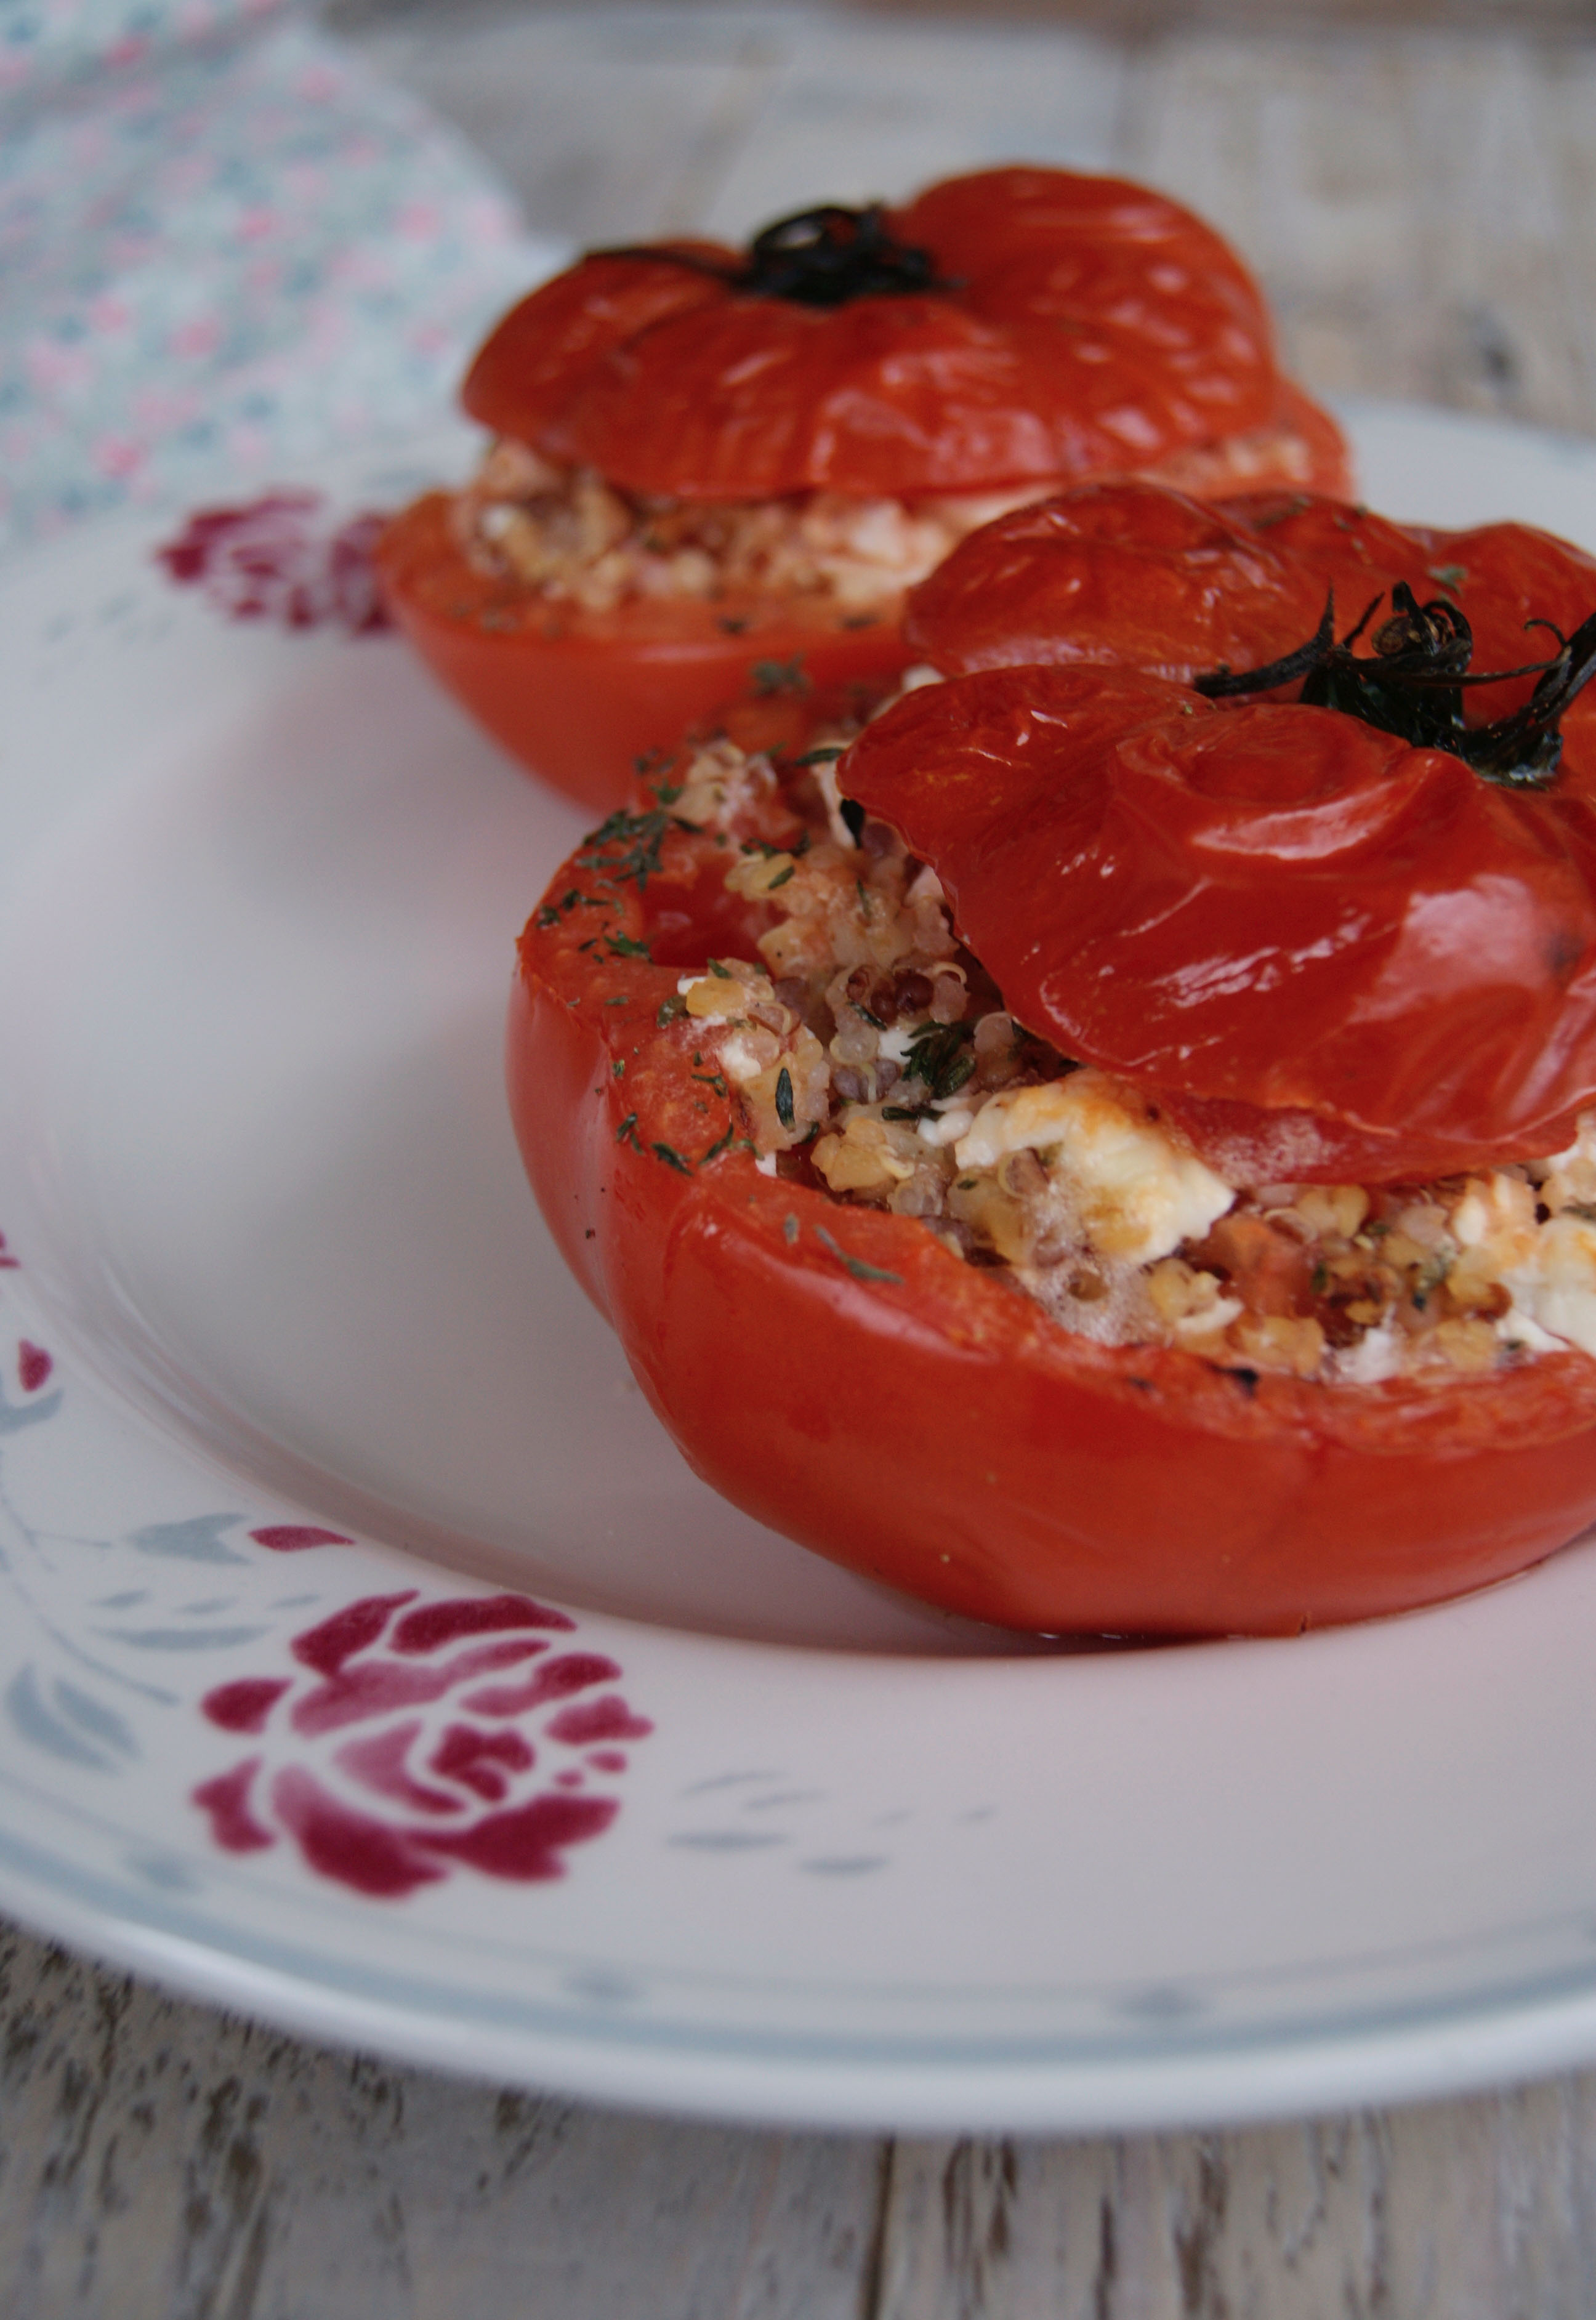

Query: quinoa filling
[456,425,1334,619]
[667,731,1596,1385]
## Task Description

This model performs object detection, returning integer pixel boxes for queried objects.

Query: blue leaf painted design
[52,1680,138,1760]
[0,1387,63,1435]
[127,1515,248,1565]
[126,1852,200,1893]
[7,1667,114,1770]
[95,1624,267,1651]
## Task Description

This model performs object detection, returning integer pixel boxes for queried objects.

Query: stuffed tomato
[509,487,1596,1637]
[382,167,1348,812]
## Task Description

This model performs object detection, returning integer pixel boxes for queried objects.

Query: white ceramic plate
[7,403,1596,2135]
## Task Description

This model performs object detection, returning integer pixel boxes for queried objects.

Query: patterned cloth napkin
[1,0,555,552]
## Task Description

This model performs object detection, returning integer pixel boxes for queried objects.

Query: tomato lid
[461,168,1308,500]
[845,494,1596,1180]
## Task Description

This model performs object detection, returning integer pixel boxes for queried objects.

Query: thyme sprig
[1194,581,1596,789]
[901,1018,976,1101]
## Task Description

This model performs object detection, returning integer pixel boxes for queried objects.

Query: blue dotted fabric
[1,0,547,549]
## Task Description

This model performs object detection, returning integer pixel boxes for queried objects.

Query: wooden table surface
[12,4,1596,2311]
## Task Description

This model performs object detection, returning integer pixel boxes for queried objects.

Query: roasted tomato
[508,498,1596,1635]
[897,481,1596,1183]
[381,169,1348,809]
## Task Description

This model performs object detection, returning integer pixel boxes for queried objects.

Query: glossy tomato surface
[844,663,1596,1184]
[390,170,1350,809]
[509,719,1596,1637]
[376,494,906,810]
[465,169,1347,501]
[880,483,1596,1183]
[906,478,1596,715]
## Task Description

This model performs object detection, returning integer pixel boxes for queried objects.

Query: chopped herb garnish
[701,1122,739,1164]
[855,877,873,916]
[750,653,810,697]
[535,904,560,928]
[615,1113,643,1151]
[657,991,687,1025]
[775,1066,796,1130]
[903,1018,976,1099]
[612,1059,626,1078]
[692,1068,729,1096]
[708,958,733,979]
[605,994,630,1007]
[561,888,582,911]
[576,806,679,889]
[812,1225,903,1287]
[767,864,796,890]
[881,1104,925,1121]
[783,1213,800,1246]
[651,1141,692,1173]
[792,745,845,767]
[607,932,652,960]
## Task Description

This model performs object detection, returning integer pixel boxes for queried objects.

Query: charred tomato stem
[1194,580,1596,789]
[591,202,953,308]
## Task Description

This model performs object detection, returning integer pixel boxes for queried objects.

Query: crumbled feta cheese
[955,1071,1235,1264]
[719,1032,767,1084]
[1504,1214,1596,1356]
[917,1106,975,1148]
[1334,1322,1404,1385]
[1497,1306,1566,1355]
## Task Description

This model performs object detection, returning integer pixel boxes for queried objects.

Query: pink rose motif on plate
[192,1589,652,1898]
[155,492,390,635]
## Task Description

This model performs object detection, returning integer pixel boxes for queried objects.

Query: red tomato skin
[509,773,1596,1637]
[461,168,1344,501]
[398,174,1348,806]
[375,494,909,811]
[906,480,1596,708]
[840,661,1596,1181]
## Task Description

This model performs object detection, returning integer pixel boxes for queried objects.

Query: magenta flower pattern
[194,1589,653,1898]
[155,491,390,632]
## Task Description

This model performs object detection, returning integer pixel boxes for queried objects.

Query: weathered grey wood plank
[693,18,1127,238]
[345,6,785,241]
[876,2100,1596,2320]
[1123,29,1596,432]
[0,1924,887,2320]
